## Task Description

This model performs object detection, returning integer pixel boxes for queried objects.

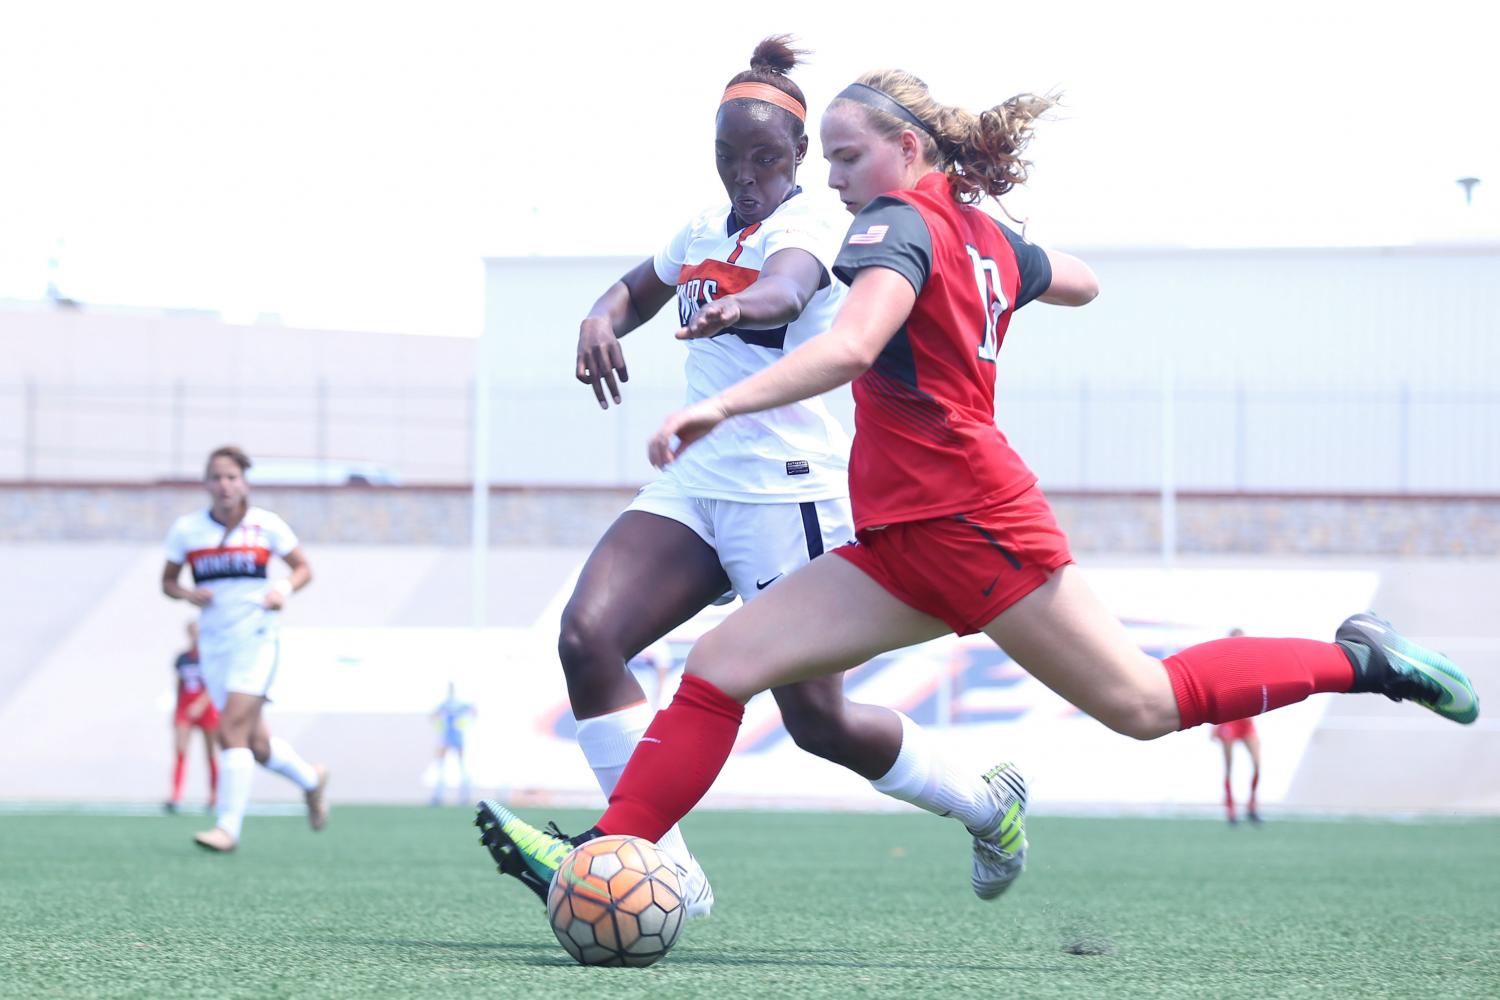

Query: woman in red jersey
[1212,717,1261,825]
[1211,629,1263,824]
[479,40,1056,911]
[487,69,1478,897]
[166,621,220,813]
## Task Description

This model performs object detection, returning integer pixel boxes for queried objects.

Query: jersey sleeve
[652,217,695,286]
[832,197,933,296]
[759,204,841,278]
[164,517,190,563]
[262,512,300,557]
[995,221,1053,308]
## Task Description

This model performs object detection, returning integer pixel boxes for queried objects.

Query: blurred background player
[479,38,1030,914]
[429,682,476,806]
[166,621,219,813]
[161,445,329,852]
[484,66,1480,899]
[1212,628,1262,824]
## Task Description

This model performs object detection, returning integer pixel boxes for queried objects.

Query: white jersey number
[965,244,1009,363]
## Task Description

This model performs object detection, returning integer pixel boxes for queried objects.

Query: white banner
[272,565,1378,811]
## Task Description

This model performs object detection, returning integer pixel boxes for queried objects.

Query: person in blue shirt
[431,683,477,806]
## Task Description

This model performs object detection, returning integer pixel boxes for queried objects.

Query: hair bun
[749,34,807,76]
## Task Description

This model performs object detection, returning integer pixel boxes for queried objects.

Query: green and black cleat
[1337,613,1479,724]
[474,800,571,905]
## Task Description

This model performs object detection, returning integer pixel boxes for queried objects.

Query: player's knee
[556,609,620,682]
[1096,696,1177,741]
[682,627,755,702]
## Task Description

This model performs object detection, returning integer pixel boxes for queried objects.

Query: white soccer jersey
[652,188,851,502]
[164,506,298,655]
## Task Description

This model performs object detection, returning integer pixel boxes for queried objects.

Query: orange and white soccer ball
[546,835,686,967]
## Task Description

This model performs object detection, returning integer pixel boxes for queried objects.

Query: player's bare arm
[650,266,914,467]
[264,547,312,610]
[577,258,676,409]
[676,247,825,340]
[1036,248,1099,306]
[161,560,212,607]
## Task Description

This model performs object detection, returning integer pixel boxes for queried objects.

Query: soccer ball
[547,835,685,967]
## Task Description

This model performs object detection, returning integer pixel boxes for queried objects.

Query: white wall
[484,244,1500,492]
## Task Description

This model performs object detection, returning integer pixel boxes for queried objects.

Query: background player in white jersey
[161,445,329,852]
[477,37,1028,911]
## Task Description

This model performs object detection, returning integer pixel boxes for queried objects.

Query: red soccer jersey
[832,173,1053,530]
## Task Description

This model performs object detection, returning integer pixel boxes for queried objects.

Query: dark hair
[722,35,810,137]
[836,69,1057,204]
[205,445,252,476]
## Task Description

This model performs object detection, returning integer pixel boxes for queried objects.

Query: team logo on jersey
[848,224,889,246]
[675,260,757,327]
[186,545,271,583]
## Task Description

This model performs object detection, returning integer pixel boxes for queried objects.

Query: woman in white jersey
[162,445,329,852]
[477,38,1029,911]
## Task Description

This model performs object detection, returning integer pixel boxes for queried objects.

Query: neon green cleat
[475,800,574,891]
[970,762,1028,900]
[1337,613,1480,725]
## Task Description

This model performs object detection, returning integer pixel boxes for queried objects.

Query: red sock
[171,752,186,802]
[1249,771,1260,814]
[1164,638,1353,730]
[597,675,744,842]
[1223,776,1234,815]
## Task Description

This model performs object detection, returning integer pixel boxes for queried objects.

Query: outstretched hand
[648,398,731,468]
[677,298,741,341]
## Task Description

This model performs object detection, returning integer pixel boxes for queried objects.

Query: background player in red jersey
[1211,630,1263,824]
[485,66,1479,899]
[166,621,220,813]
[479,37,1034,913]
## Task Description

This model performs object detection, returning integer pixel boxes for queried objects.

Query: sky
[1,0,1495,338]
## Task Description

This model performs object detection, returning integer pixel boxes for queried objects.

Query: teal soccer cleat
[474,800,576,904]
[1337,613,1479,725]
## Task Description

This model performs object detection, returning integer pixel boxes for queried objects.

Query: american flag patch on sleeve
[847,224,889,246]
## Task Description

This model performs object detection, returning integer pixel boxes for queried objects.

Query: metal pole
[1397,383,1411,492]
[471,334,492,629]
[23,379,37,480]
[315,378,329,482]
[1077,379,1088,488]
[1160,356,1177,567]
[1234,380,1247,491]
[171,379,185,479]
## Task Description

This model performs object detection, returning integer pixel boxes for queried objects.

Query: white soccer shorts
[626,477,855,601]
[199,631,282,709]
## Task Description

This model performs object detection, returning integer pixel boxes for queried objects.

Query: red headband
[720,82,806,123]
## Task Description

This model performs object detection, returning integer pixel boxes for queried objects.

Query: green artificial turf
[1,806,1496,998]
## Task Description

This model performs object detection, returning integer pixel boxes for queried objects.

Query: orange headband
[720,82,806,122]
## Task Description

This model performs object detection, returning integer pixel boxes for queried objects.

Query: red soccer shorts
[1212,718,1257,743]
[175,700,221,730]
[835,484,1073,635]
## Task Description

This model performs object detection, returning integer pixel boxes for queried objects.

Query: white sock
[216,747,255,840]
[263,736,319,792]
[870,712,999,833]
[575,703,694,866]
